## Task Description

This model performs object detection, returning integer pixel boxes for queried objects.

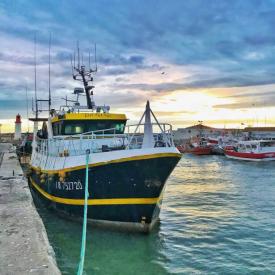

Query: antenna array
[32,33,52,118]
[70,42,98,109]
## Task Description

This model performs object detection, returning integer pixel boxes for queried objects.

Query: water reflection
[36,154,275,274]
[36,204,168,275]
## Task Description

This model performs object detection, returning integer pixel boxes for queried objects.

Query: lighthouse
[14,114,22,140]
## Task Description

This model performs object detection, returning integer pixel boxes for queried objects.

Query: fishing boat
[176,139,212,155]
[190,145,212,155]
[189,137,212,155]
[176,144,185,153]
[224,140,275,161]
[207,138,226,155]
[176,143,192,153]
[27,52,181,232]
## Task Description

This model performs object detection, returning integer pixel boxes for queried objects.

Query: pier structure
[0,143,61,275]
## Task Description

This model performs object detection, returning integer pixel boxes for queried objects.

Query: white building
[173,124,240,144]
[243,127,275,140]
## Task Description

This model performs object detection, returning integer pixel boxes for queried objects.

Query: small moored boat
[190,145,212,155]
[190,138,212,155]
[224,140,275,161]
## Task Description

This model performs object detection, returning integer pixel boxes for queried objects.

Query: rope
[77,149,90,275]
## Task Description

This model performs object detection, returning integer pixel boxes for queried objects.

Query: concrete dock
[0,143,61,275]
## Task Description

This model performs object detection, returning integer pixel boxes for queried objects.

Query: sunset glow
[1,1,275,133]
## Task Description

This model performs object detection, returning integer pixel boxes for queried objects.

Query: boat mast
[31,33,52,120]
[48,33,52,114]
[71,43,97,109]
[34,34,38,119]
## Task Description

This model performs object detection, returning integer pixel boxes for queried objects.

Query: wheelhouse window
[239,144,245,150]
[115,123,125,132]
[53,122,61,135]
[260,142,275,147]
[85,120,125,134]
[64,123,84,135]
[52,119,126,136]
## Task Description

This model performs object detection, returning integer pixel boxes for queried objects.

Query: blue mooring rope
[77,149,90,275]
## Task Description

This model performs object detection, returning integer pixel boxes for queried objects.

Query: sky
[1,0,275,133]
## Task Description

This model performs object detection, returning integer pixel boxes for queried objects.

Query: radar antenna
[71,42,97,109]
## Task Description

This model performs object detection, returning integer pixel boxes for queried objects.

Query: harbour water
[35,155,275,274]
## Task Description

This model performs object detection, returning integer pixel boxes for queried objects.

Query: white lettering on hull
[55,181,83,191]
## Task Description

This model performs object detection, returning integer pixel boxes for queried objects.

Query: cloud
[224,90,275,99]
[0,99,31,119]
[1,0,275,125]
[97,54,145,66]
[214,91,275,109]
[114,75,275,93]
[214,99,275,109]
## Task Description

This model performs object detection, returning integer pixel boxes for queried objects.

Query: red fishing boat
[190,145,212,155]
[189,138,212,155]
[176,144,193,153]
[224,140,275,161]
[176,144,185,153]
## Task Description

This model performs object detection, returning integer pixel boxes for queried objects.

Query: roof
[184,124,239,132]
[185,124,214,130]
[243,127,275,132]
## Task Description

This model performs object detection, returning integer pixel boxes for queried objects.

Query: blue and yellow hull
[28,153,181,232]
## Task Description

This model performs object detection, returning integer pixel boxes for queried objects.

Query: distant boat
[176,144,186,153]
[189,138,212,155]
[190,122,213,156]
[224,140,275,161]
[207,138,219,145]
[176,143,193,153]
[177,137,212,155]
[190,145,212,155]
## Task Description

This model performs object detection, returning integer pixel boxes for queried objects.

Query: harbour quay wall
[0,143,61,275]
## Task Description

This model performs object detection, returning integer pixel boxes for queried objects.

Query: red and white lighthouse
[14,114,22,140]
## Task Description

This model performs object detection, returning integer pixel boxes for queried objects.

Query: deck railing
[35,123,174,157]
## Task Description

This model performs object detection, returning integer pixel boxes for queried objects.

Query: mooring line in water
[77,149,90,275]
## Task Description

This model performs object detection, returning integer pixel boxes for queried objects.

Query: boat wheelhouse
[51,112,127,136]
[224,140,275,161]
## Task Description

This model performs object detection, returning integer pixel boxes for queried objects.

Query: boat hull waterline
[190,146,212,155]
[28,150,181,232]
[225,150,275,161]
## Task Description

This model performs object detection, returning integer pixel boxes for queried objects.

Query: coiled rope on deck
[77,149,90,275]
